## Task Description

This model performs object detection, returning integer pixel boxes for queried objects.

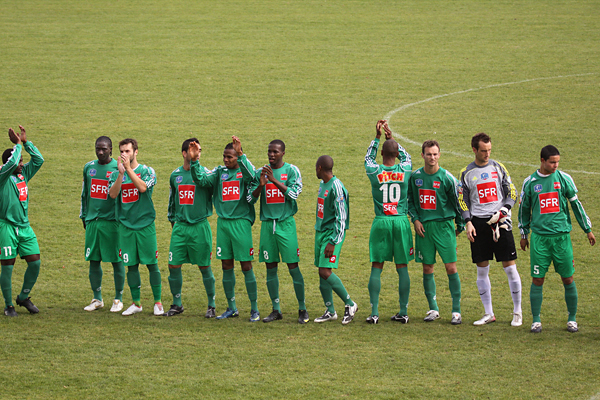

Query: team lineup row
[0,123,595,332]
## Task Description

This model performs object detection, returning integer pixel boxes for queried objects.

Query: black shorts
[470,217,518,264]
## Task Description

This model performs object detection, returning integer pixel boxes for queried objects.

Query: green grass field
[1,1,599,398]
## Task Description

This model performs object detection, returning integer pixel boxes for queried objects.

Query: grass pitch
[1,1,599,399]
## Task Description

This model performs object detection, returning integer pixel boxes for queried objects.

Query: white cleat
[424,310,440,322]
[450,312,462,325]
[153,303,165,316]
[511,312,523,327]
[110,299,124,313]
[473,313,496,326]
[122,303,143,316]
[84,299,104,312]
[342,301,358,325]
[567,321,578,333]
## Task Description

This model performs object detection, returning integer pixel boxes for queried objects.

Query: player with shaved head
[313,155,357,324]
[365,120,413,324]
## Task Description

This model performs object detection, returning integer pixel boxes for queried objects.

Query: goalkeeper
[458,132,522,327]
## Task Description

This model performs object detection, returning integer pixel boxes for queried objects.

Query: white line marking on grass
[590,391,600,400]
[384,73,600,175]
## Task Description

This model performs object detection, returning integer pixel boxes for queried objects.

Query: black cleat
[391,313,409,323]
[163,304,184,317]
[263,310,283,323]
[205,306,216,318]
[298,309,309,324]
[16,297,39,314]
[4,306,18,317]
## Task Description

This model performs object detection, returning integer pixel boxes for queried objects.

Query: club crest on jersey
[534,184,543,193]
[481,173,489,180]
[221,173,229,181]
[491,171,498,179]
[89,169,97,177]
[415,179,423,187]
[318,187,322,195]
[176,176,183,183]
[554,182,561,189]
[433,181,441,189]
[236,172,243,179]
[377,170,404,184]
[280,174,288,181]
[11,176,17,183]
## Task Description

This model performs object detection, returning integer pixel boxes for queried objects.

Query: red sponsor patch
[265,183,285,204]
[250,248,254,256]
[18,174,24,180]
[383,202,398,215]
[222,181,240,201]
[376,171,405,184]
[236,172,243,179]
[329,255,337,263]
[419,189,436,210]
[433,181,441,189]
[178,184,196,205]
[210,252,212,259]
[121,183,139,203]
[155,251,159,259]
[317,197,325,219]
[280,174,288,181]
[539,192,559,214]
[16,181,28,202]
[409,247,414,256]
[324,190,329,198]
[90,179,109,200]
[119,249,122,257]
[106,171,113,178]
[491,171,498,179]
[297,248,300,256]
[476,181,498,204]
[554,182,561,189]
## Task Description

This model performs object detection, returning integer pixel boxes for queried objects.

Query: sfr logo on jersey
[383,203,398,215]
[539,192,559,214]
[477,181,498,204]
[554,182,561,189]
[90,179,109,200]
[419,189,436,210]
[329,255,336,263]
[16,181,28,202]
[265,183,285,204]
[433,181,441,189]
[222,181,240,201]
[317,197,325,219]
[178,184,196,205]
[121,183,139,203]
[377,171,404,184]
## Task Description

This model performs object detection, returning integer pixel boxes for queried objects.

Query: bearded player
[365,120,413,324]
[188,137,260,322]
[108,138,163,316]
[80,136,126,313]
[519,145,595,333]
[247,140,308,324]
[164,138,217,318]
[1,126,44,317]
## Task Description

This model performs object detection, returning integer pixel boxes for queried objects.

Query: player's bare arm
[382,121,393,140]
[375,120,386,138]
[18,125,27,143]
[109,157,125,199]
[587,232,596,246]
[8,128,22,145]
[414,220,426,238]
[466,220,476,242]
[123,153,148,193]
[232,136,243,156]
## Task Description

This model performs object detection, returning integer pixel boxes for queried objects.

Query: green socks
[168,267,183,307]
[564,281,577,322]
[288,266,306,310]
[1,264,14,307]
[242,269,258,311]
[423,272,438,311]
[266,267,281,312]
[222,268,237,310]
[319,277,335,313]
[112,262,125,301]
[396,267,410,315]
[18,260,40,301]
[326,272,353,307]
[200,267,216,308]
[146,264,162,303]
[530,283,543,323]
[448,272,461,314]
[89,261,103,301]
[127,265,142,305]
[368,267,382,316]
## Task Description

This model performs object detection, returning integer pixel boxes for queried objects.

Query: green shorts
[259,217,300,264]
[530,232,574,279]
[169,220,212,266]
[314,230,345,269]
[119,222,158,266]
[84,219,121,263]
[414,219,457,265]
[216,218,254,262]
[0,220,39,260]
[369,216,414,264]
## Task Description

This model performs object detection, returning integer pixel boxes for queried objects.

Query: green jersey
[408,166,465,229]
[364,138,412,217]
[518,169,592,237]
[248,162,302,221]
[167,165,213,224]
[80,158,118,222]
[315,176,349,245]
[0,142,44,228]
[190,154,256,224]
[108,164,157,230]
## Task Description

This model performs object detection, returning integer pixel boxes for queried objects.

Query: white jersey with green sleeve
[518,169,592,237]
[247,162,302,222]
